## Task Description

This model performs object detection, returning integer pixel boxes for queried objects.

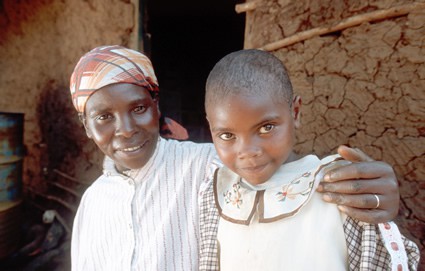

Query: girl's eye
[259,124,274,134]
[133,105,147,113]
[218,133,235,141]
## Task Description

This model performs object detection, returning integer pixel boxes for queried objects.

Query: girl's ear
[292,95,302,128]
[79,113,93,139]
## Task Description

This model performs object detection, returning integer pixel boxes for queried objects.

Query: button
[129,223,133,229]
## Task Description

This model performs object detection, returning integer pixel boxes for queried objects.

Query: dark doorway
[144,0,245,142]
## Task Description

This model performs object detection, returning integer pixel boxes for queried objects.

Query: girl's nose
[237,139,262,159]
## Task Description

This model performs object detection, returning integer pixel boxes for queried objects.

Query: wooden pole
[259,2,425,51]
[26,187,78,213]
[46,181,81,198]
[53,168,91,185]
[235,1,258,14]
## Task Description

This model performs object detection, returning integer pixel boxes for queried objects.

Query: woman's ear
[292,95,302,128]
[154,98,161,118]
[79,113,93,139]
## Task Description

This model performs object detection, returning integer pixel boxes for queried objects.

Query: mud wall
[0,0,138,192]
[244,0,424,265]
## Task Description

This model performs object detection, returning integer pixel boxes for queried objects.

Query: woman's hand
[316,145,399,223]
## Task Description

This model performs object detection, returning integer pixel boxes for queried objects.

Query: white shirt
[71,138,218,271]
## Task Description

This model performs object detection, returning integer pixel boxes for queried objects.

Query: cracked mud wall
[244,0,425,265]
[0,0,138,194]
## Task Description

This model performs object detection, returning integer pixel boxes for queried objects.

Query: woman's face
[83,83,160,172]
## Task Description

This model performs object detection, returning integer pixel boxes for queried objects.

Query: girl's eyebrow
[210,126,233,133]
[257,115,281,125]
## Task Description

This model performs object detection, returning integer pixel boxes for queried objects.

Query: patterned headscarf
[69,45,188,140]
[70,45,159,113]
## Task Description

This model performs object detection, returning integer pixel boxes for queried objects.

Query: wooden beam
[26,187,77,213]
[259,2,425,51]
[46,181,81,198]
[53,168,91,185]
[235,1,258,14]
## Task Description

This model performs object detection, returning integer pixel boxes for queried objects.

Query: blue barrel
[0,112,24,259]
[0,112,24,202]
[0,199,22,259]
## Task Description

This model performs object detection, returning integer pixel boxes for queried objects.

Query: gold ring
[374,194,380,209]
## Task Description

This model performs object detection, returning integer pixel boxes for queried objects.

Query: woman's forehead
[85,84,152,111]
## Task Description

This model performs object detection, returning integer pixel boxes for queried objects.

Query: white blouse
[71,138,217,271]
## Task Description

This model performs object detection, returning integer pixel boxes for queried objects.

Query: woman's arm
[317,145,399,223]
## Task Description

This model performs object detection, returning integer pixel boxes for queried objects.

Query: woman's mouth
[122,145,143,152]
[117,141,147,153]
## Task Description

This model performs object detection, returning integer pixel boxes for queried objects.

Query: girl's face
[207,93,301,185]
[83,83,160,172]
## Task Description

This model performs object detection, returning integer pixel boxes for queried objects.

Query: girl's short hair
[205,49,293,111]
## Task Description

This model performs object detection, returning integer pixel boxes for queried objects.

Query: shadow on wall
[37,81,85,176]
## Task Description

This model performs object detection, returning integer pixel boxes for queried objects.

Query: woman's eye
[259,124,274,134]
[96,114,112,121]
[133,105,147,113]
[219,133,235,141]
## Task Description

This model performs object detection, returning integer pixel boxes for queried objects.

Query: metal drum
[0,199,22,259]
[0,112,24,201]
[0,112,24,259]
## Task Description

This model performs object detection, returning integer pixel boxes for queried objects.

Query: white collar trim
[214,154,345,224]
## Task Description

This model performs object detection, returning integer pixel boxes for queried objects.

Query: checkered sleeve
[344,216,420,270]
[199,170,221,271]
[403,235,421,270]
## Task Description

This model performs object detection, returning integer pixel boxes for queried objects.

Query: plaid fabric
[199,177,420,271]
[70,45,159,113]
[344,217,420,270]
[199,178,220,271]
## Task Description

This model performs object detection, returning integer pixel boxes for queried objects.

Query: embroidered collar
[214,154,344,225]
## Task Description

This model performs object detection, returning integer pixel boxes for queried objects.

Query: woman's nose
[115,114,136,138]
